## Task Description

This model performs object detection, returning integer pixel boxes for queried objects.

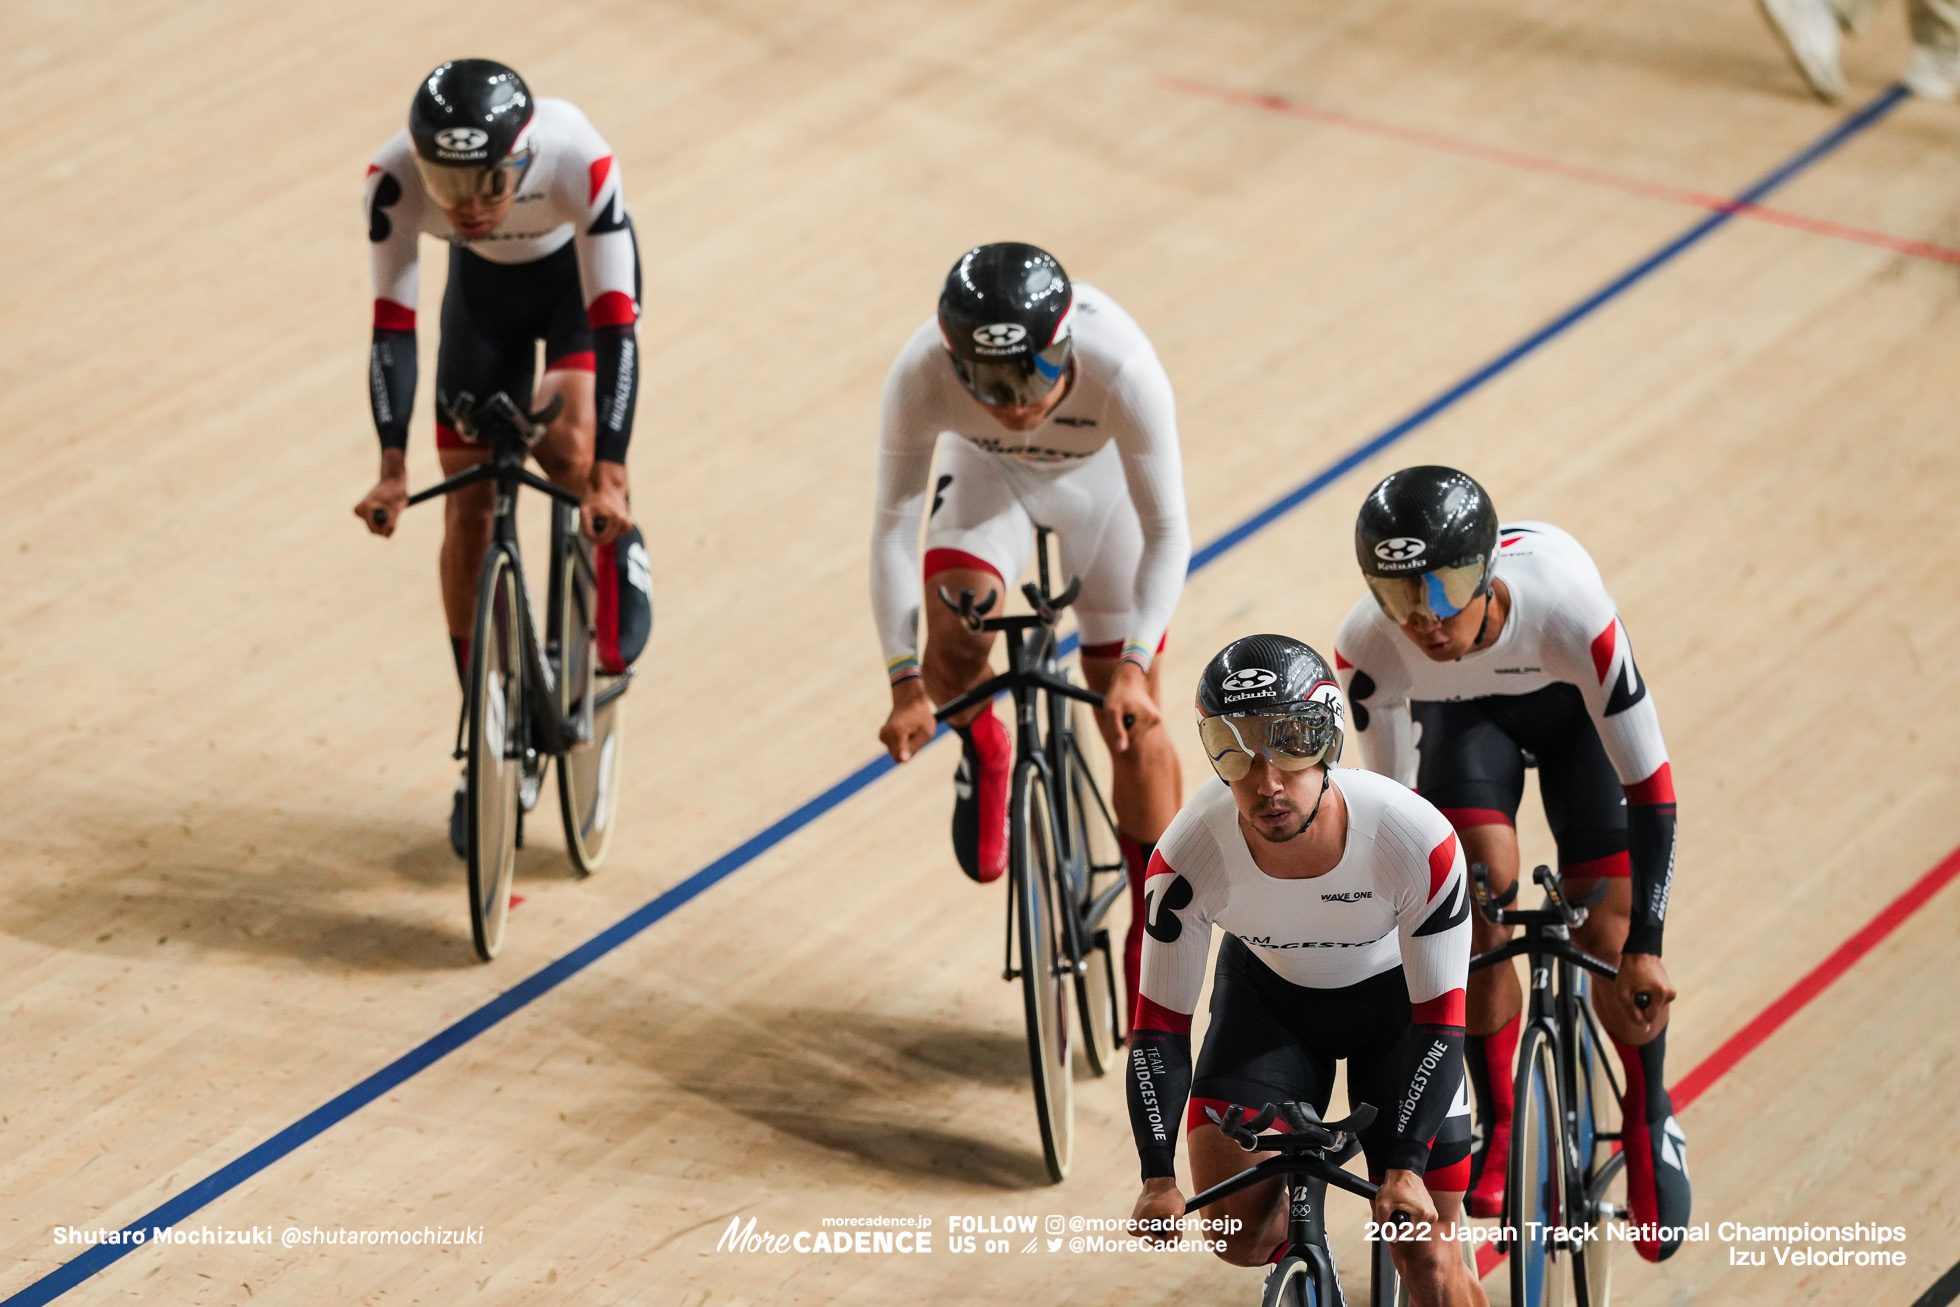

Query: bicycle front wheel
[466,551,525,962]
[1064,725,1127,1076]
[1012,759,1072,1183]
[1509,1023,1572,1307]
[1261,1253,1318,1307]
[555,539,625,874]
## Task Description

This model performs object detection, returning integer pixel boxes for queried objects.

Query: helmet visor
[414,147,532,211]
[1365,562,1486,624]
[1199,708,1337,783]
[948,337,1071,408]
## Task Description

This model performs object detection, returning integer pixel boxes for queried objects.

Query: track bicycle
[1186,1100,1409,1307]
[1468,863,1630,1307]
[392,391,631,962]
[930,527,1133,1183]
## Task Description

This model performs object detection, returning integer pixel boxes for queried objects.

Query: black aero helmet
[1355,466,1499,624]
[937,243,1075,408]
[1195,635,1344,781]
[408,59,536,210]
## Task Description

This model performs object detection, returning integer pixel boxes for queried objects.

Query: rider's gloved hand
[583,460,632,545]
[1099,661,1160,752]
[1612,952,1675,1039]
[1129,1177,1188,1248]
[880,678,936,763]
[1371,1169,1438,1229]
[355,449,409,538]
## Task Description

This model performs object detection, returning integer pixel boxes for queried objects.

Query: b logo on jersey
[434,127,490,152]
[1220,668,1277,693]
[972,323,1027,350]
[1144,874,1194,944]
[1373,537,1427,563]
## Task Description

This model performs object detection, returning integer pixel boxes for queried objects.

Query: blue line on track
[5,83,1906,1307]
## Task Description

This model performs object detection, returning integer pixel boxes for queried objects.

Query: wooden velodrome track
[6,0,1959,1302]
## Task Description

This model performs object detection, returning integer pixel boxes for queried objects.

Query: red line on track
[1467,842,1960,1280]
[1159,76,1960,268]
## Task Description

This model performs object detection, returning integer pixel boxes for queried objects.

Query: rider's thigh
[922,433,1033,565]
[1186,1123,1287,1266]
[1568,875,1632,965]
[532,366,596,489]
[1044,446,1146,652]
[438,444,496,535]
[1459,822,1520,953]
[920,566,999,688]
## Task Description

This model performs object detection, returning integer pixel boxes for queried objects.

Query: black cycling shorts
[1413,683,1628,878]
[1190,936,1472,1186]
[435,242,593,447]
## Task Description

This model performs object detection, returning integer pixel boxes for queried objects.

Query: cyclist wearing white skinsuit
[872,244,1190,1024]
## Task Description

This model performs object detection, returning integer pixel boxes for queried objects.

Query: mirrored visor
[948,337,1072,408]
[414,147,532,212]
[1365,561,1486,624]
[1199,708,1336,783]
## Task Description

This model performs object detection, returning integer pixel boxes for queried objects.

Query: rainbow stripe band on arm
[1119,640,1153,672]
[887,654,922,686]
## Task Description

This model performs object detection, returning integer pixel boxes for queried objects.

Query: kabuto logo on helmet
[435,127,490,152]
[972,323,1029,355]
[1220,668,1277,693]
[1374,537,1427,564]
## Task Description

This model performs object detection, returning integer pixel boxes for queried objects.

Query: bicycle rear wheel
[1572,995,1622,1307]
[467,551,525,962]
[1064,724,1127,1076]
[1012,759,1072,1183]
[1509,1023,1572,1307]
[555,539,625,874]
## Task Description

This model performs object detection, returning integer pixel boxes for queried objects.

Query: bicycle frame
[405,405,629,763]
[1185,1105,1388,1307]
[1469,866,1623,1268]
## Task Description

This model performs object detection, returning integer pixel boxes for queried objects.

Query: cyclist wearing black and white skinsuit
[873,246,1189,1026]
[1126,637,1482,1307]
[353,62,652,852]
[1336,503,1689,1262]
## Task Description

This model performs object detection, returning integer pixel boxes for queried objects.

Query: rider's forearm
[369,327,416,452]
[1127,1026,1192,1180]
[592,325,638,465]
[1625,804,1675,957]
[1385,1022,1464,1174]
[1623,765,1677,956]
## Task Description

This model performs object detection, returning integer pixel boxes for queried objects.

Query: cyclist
[1333,466,1689,1262]
[872,243,1190,1018]
[351,59,652,853]
[1127,636,1483,1307]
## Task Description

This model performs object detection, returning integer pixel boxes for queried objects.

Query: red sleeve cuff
[1411,988,1466,1026]
[1626,762,1675,806]
[1132,994,1192,1035]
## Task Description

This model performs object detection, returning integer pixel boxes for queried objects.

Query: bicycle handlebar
[1469,862,1605,929]
[1184,1100,1386,1215]
[398,392,582,515]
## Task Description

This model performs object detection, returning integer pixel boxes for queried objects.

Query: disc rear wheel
[555,544,625,874]
[1573,996,1622,1306]
[1064,726,1127,1076]
[1509,1025,1571,1307]
[1013,761,1072,1183]
[466,552,524,962]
